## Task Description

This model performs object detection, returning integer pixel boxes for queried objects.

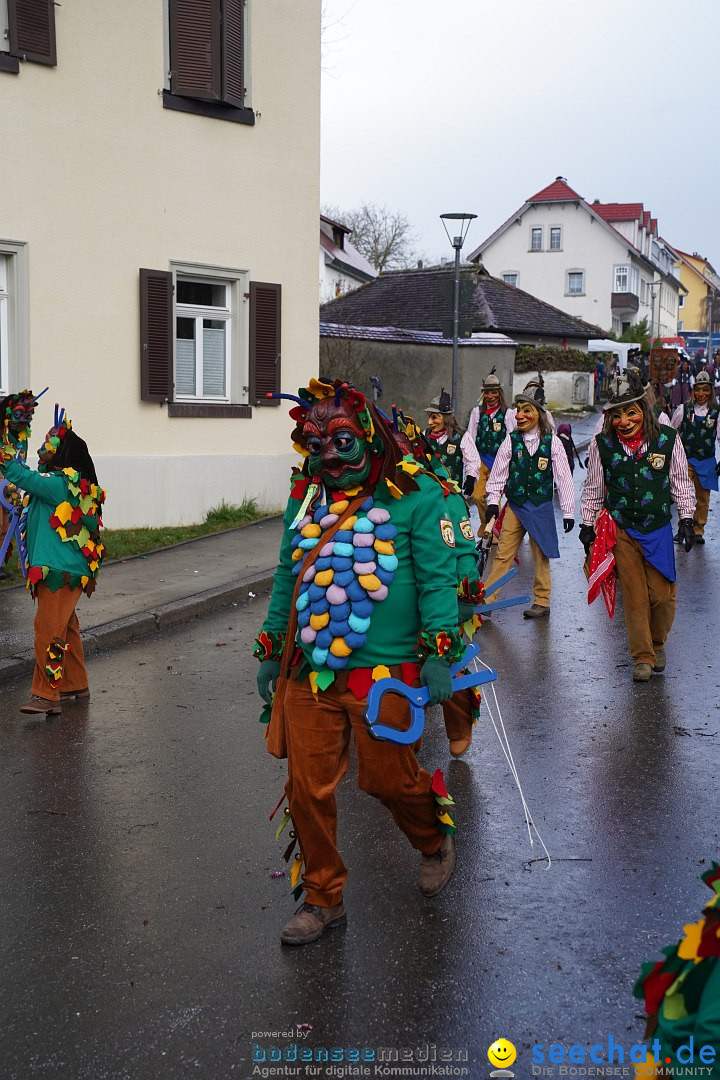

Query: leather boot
[449,731,472,758]
[632,663,653,682]
[652,648,666,674]
[19,696,62,715]
[523,604,550,619]
[418,833,456,897]
[280,902,346,946]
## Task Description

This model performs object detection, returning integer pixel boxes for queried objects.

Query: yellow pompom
[344,516,358,527]
[358,573,381,592]
[373,540,394,555]
[314,569,334,587]
[330,638,352,657]
[310,612,330,630]
[329,500,349,514]
[291,548,304,562]
[372,665,391,681]
[301,523,322,538]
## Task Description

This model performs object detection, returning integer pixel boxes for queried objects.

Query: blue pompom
[346,580,367,602]
[331,556,354,571]
[325,651,348,671]
[344,631,366,649]
[314,556,333,572]
[375,567,395,586]
[353,548,376,563]
[307,583,326,601]
[297,608,311,628]
[332,542,355,557]
[309,597,330,615]
[374,524,397,541]
[316,628,333,649]
[333,529,354,543]
[360,497,374,511]
[313,504,330,524]
[328,620,351,637]
[334,570,355,587]
[351,599,374,618]
[352,517,375,533]
[290,533,303,548]
[296,592,310,612]
[311,647,329,667]
[329,601,351,619]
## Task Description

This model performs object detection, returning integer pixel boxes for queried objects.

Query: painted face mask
[483,389,501,410]
[5,393,35,435]
[303,398,372,491]
[694,384,711,405]
[611,403,644,439]
[515,402,540,431]
[426,411,447,435]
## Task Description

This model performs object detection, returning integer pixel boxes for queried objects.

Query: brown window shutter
[8,0,57,66]
[249,282,281,406]
[221,0,245,108]
[169,0,222,102]
[140,269,174,403]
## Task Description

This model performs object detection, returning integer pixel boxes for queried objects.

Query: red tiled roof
[650,218,657,235]
[527,178,583,202]
[643,211,651,228]
[592,202,644,222]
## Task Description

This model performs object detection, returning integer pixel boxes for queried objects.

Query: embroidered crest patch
[707,417,716,428]
[459,518,474,541]
[493,421,502,431]
[446,444,457,455]
[647,453,666,470]
[537,456,549,471]
[440,519,456,547]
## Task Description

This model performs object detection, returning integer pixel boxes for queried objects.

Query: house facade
[319,215,376,303]
[469,178,683,341]
[1,0,321,527]
[671,249,720,336]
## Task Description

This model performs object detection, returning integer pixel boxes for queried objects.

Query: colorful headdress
[40,404,72,463]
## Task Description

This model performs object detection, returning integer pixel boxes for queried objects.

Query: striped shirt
[581,434,696,526]
[486,431,575,518]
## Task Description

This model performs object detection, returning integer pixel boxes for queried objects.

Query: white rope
[471,655,552,869]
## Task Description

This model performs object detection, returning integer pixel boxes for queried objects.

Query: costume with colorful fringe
[257,379,462,907]
[634,863,720,1078]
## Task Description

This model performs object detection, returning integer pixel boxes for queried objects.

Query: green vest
[429,433,464,484]
[475,408,506,461]
[679,404,719,461]
[596,426,676,533]
[506,432,554,506]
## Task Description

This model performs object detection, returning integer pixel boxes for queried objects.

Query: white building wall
[1,0,321,526]
[481,203,655,336]
[319,254,365,304]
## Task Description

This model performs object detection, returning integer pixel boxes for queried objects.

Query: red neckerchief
[617,430,644,456]
[428,431,445,441]
[483,404,499,415]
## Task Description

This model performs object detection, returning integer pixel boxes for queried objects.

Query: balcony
[611,291,639,315]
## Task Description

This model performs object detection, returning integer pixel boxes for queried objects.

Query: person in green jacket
[0,390,37,576]
[0,409,105,714]
[255,378,464,946]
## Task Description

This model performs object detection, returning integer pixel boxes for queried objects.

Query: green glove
[457,599,475,625]
[257,659,281,704]
[420,656,453,705]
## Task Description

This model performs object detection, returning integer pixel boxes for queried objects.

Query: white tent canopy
[588,339,642,366]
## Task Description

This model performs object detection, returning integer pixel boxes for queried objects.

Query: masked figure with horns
[255,379,465,946]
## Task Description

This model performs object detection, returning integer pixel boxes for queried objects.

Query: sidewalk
[0,516,284,684]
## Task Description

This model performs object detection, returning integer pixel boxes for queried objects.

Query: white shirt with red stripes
[486,429,575,518]
[581,430,696,526]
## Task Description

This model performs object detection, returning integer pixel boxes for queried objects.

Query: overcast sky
[321,0,718,268]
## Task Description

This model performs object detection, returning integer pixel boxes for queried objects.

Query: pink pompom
[367,508,390,524]
[353,533,375,547]
[369,584,388,601]
[353,561,376,575]
[319,543,335,558]
[303,566,316,583]
[326,584,347,606]
[300,626,317,644]
[319,514,339,529]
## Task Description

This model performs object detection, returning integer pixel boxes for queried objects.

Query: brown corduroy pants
[688,464,711,536]
[283,672,444,908]
[31,584,88,700]
[472,461,492,529]
[613,528,676,666]
[442,689,474,742]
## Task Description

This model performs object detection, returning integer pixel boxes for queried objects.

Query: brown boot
[418,833,456,897]
[280,902,346,946]
[652,648,666,674]
[523,604,550,619]
[632,663,653,682]
[19,696,62,715]
[449,731,472,758]
[60,689,90,701]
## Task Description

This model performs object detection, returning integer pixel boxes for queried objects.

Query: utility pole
[707,285,714,365]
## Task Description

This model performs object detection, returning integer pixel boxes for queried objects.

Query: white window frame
[502,272,519,287]
[170,261,249,405]
[566,270,585,296]
[530,226,543,252]
[549,226,562,251]
[0,240,29,396]
[614,264,629,292]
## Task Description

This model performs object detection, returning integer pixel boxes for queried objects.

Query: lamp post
[440,212,477,412]
[648,281,661,347]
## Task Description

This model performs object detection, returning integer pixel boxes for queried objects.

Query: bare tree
[322,202,420,272]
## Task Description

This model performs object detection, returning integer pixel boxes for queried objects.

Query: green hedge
[515,345,596,373]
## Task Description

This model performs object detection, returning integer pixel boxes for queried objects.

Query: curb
[0,568,276,686]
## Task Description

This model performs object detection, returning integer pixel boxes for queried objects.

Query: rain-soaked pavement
[1,495,718,1079]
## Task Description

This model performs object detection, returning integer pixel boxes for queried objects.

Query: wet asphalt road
[1,499,719,1079]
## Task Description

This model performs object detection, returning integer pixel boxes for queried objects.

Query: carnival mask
[515,402,540,431]
[483,389,501,409]
[303,398,372,490]
[611,403,644,439]
[694,383,712,405]
[6,394,35,434]
[426,411,447,435]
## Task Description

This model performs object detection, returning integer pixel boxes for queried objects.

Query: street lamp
[440,212,477,412]
[648,281,661,347]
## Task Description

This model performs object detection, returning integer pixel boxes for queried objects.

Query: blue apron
[480,452,496,470]
[509,499,559,559]
[624,523,676,583]
[688,455,719,493]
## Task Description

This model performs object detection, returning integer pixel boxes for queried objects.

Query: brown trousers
[613,528,676,666]
[283,672,444,908]
[484,505,552,607]
[688,464,711,535]
[31,584,88,700]
[442,689,474,742]
[472,461,492,530]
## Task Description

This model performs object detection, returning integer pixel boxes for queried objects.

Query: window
[612,317,622,334]
[530,227,543,251]
[640,279,647,304]
[0,242,29,394]
[549,226,562,251]
[614,265,629,292]
[567,271,585,295]
[164,0,254,125]
[139,264,281,416]
[679,293,685,308]
[0,257,8,393]
[1,0,57,72]
[502,273,518,287]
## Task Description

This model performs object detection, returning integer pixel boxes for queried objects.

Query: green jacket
[263,471,461,671]
[1,459,100,589]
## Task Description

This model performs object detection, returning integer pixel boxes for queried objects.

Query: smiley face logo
[488,1039,517,1069]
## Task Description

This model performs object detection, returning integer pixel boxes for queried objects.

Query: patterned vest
[596,426,676,533]
[475,408,506,460]
[429,433,464,484]
[506,432,554,506]
[679,404,719,461]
